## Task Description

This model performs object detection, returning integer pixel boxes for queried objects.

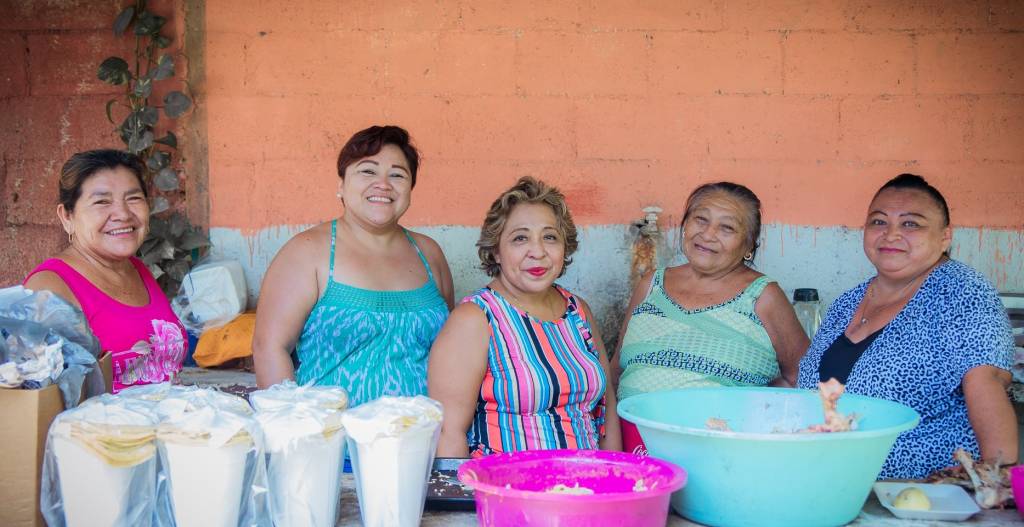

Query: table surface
[177,369,1022,526]
[332,474,1021,526]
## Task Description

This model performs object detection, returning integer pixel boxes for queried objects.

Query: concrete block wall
[1,1,1021,339]
[199,1,1023,337]
[0,0,188,286]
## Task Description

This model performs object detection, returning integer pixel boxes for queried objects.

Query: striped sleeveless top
[617,268,780,401]
[294,220,449,407]
[465,285,606,455]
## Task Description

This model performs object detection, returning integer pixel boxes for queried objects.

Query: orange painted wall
[204,1,1024,231]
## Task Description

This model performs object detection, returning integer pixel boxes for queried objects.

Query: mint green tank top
[295,220,449,407]
[617,268,780,401]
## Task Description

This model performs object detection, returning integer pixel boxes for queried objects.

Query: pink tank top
[24,257,188,393]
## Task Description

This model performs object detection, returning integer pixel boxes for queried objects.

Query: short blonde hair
[477,176,579,278]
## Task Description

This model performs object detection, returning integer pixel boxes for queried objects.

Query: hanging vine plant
[97,0,208,295]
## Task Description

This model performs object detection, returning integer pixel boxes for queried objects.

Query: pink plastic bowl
[457,449,687,527]
[1011,465,1024,519]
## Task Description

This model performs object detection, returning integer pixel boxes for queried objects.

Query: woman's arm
[428,303,490,457]
[610,271,655,392]
[754,283,810,387]
[964,365,1018,465]
[580,298,623,452]
[252,231,322,388]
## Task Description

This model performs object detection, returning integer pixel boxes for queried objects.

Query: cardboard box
[0,352,111,527]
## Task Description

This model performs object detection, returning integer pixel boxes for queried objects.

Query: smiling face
[494,202,566,296]
[681,192,752,276]
[339,143,413,227]
[59,166,149,261]
[863,188,952,281]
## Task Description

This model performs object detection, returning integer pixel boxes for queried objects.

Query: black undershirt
[818,328,884,384]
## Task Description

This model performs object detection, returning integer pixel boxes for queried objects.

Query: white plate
[874,482,980,521]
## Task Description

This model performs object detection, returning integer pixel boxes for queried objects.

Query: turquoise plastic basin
[617,387,920,527]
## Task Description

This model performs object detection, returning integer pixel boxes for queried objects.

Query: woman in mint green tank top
[612,182,809,452]
[253,126,453,407]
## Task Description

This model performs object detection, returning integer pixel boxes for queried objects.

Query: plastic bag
[252,381,349,527]
[41,395,160,527]
[44,387,271,527]
[153,393,270,527]
[171,258,247,335]
[0,286,103,407]
[342,396,443,527]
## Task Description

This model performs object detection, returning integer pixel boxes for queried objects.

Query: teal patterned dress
[295,220,449,407]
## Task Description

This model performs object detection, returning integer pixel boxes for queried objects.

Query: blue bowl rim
[456,448,687,502]
[617,386,921,441]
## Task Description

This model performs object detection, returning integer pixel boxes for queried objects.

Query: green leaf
[119,112,145,145]
[132,78,152,98]
[155,167,179,191]
[113,7,135,37]
[180,230,210,251]
[146,263,165,280]
[154,131,178,149]
[148,216,168,237]
[105,99,118,124]
[151,196,170,215]
[146,151,170,171]
[152,54,174,80]
[163,91,191,118]
[160,240,177,260]
[139,236,162,256]
[166,259,190,282]
[97,57,131,85]
[134,11,166,36]
[169,214,187,237]
[139,106,159,126]
[154,35,172,49]
[128,130,154,153]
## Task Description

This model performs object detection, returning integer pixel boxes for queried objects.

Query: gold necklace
[858,279,918,326]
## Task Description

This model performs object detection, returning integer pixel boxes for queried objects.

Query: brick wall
[0,0,187,286]
[202,1,1023,233]
[2,0,1022,290]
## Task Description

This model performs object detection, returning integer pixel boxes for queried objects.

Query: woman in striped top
[429,177,621,456]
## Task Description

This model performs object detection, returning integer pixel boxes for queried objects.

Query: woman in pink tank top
[23,150,187,393]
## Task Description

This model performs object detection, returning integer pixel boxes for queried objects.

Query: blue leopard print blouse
[798,259,1014,479]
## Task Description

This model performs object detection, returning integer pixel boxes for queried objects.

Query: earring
[67,230,73,244]
[743,252,753,261]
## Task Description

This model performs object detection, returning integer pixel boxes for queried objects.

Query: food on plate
[954,448,1012,509]
[892,486,931,511]
[925,448,1013,509]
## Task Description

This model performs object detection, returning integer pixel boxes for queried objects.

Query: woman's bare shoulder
[407,230,446,258]
[278,222,332,259]
[24,269,80,308]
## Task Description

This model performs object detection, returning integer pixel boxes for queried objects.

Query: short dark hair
[873,173,950,226]
[336,125,420,187]
[477,177,579,278]
[59,149,147,212]
[681,181,763,263]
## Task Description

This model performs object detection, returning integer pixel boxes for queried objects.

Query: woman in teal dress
[253,126,454,407]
